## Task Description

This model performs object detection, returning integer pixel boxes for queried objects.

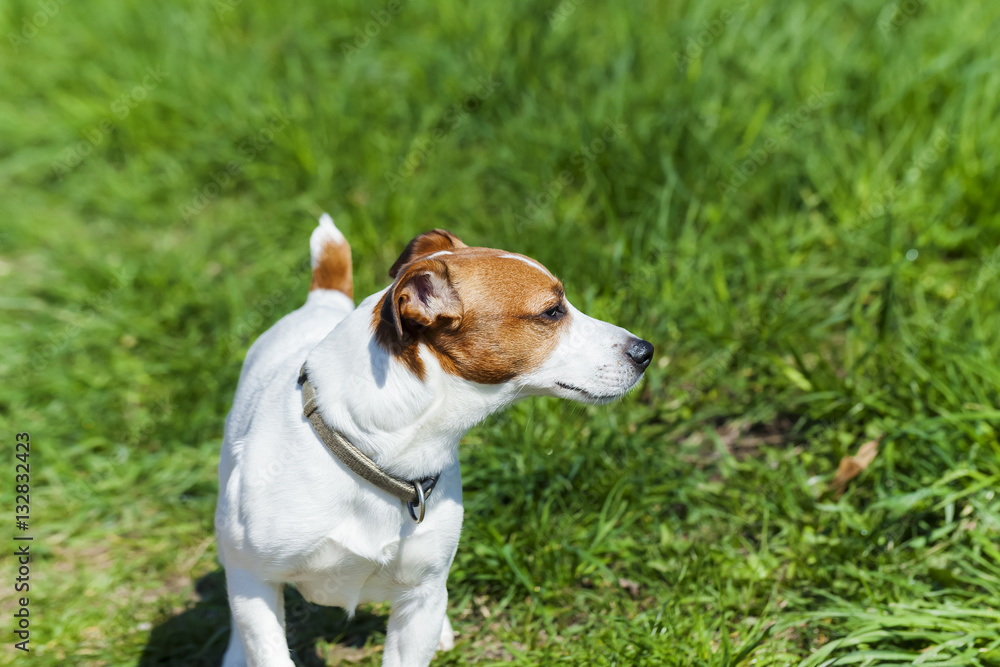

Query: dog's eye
[540,304,566,320]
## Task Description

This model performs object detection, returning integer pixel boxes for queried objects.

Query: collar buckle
[406,477,438,524]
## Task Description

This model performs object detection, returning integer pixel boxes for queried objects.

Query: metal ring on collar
[406,481,426,524]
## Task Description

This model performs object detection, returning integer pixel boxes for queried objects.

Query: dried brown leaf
[829,439,879,498]
[618,578,641,598]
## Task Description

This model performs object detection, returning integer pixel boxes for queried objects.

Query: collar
[298,364,439,524]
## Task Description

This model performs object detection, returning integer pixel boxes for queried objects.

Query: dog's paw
[437,616,457,652]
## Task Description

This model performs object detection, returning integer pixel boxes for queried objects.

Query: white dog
[215,215,653,666]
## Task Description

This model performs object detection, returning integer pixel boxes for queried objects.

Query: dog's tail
[309,213,353,298]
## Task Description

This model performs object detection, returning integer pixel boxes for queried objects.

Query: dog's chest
[289,533,432,609]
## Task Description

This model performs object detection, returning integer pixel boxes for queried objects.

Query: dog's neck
[304,290,517,481]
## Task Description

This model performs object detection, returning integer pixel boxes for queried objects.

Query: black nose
[626,338,654,369]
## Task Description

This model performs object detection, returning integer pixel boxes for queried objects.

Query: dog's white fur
[215,217,650,666]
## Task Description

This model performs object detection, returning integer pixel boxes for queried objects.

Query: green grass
[2,0,999,664]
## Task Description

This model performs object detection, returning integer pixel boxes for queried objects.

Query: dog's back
[216,216,356,583]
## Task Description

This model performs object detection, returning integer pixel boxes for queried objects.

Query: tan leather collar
[298,365,439,523]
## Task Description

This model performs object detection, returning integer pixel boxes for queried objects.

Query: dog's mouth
[555,381,624,405]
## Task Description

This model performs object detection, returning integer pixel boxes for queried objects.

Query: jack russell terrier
[215,215,654,666]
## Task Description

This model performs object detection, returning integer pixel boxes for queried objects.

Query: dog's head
[372,230,652,404]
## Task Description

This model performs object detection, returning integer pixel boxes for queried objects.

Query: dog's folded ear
[377,258,463,349]
[388,230,466,279]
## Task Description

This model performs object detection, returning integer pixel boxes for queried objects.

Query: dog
[215,215,653,666]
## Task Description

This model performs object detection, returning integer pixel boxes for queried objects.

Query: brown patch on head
[388,229,467,279]
[373,233,569,383]
[310,239,353,298]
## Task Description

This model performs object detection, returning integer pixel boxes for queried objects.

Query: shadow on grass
[138,570,387,667]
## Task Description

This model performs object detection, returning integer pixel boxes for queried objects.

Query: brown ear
[388,229,467,278]
[377,259,463,349]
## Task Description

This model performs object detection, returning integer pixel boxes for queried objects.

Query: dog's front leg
[381,580,449,667]
[224,567,294,667]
